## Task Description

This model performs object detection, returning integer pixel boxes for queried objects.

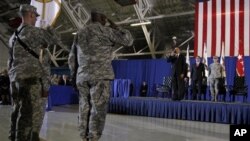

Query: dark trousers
[191,79,202,100]
[9,78,45,141]
[172,75,185,100]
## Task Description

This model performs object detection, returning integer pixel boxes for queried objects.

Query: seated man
[140,81,148,97]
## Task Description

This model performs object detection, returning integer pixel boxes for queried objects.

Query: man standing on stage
[191,56,205,100]
[167,47,186,100]
[209,56,223,102]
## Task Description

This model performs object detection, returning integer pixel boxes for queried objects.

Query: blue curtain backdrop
[112,57,250,102]
[112,59,172,97]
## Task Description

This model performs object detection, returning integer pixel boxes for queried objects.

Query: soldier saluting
[8,4,59,141]
[68,9,133,141]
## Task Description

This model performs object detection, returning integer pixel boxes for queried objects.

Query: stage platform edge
[108,97,250,125]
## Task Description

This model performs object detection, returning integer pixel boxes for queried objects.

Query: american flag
[194,0,250,57]
[30,0,61,28]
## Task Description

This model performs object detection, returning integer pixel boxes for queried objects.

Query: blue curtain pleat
[108,98,250,124]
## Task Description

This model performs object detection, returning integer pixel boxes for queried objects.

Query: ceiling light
[72,32,77,35]
[130,21,151,26]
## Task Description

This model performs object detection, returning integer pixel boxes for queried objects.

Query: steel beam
[133,1,156,58]
[116,11,195,25]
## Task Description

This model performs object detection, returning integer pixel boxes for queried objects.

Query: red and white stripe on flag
[194,0,250,57]
[236,44,245,76]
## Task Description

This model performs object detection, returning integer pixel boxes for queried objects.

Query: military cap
[19,4,40,17]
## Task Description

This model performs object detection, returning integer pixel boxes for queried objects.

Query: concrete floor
[0,105,229,141]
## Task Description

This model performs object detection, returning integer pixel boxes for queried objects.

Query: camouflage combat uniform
[209,61,223,101]
[68,22,133,140]
[8,21,59,141]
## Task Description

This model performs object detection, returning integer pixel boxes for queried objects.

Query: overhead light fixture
[72,32,77,35]
[130,21,151,26]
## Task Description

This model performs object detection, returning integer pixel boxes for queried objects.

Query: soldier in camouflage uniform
[68,10,133,141]
[8,4,59,141]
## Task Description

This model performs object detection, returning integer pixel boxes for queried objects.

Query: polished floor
[0,104,229,141]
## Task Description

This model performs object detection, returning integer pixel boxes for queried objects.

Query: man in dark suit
[167,47,186,100]
[191,56,205,100]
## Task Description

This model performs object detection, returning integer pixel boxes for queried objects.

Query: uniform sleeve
[30,26,60,47]
[68,35,78,76]
[41,74,50,92]
[7,48,12,71]
[42,27,60,46]
[7,35,15,71]
[107,27,134,46]
[40,49,51,91]
[32,27,59,90]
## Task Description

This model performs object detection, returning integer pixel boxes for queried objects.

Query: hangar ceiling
[0,0,195,67]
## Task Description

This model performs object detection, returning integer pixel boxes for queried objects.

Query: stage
[108,97,250,125]
[46,86,250,125]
